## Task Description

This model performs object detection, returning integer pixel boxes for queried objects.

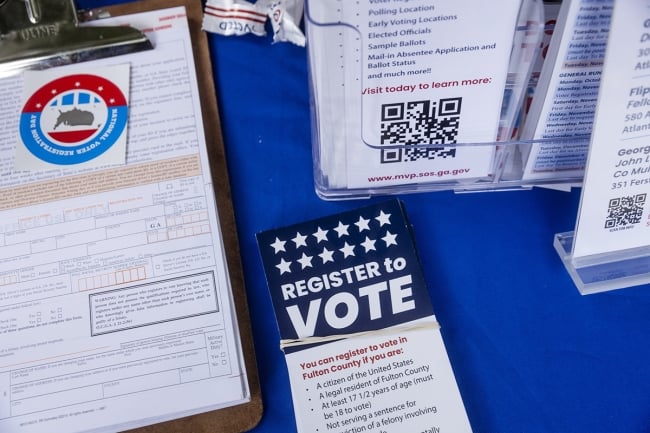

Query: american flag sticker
[257,199,433,344]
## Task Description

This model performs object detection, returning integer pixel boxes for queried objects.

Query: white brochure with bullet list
[520,0,613,181]
[306,0,524,194]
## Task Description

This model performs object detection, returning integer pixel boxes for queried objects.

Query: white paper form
[307,0,522,190]
[0,8,248,433]
[572,1,650,259]
[521,0,613,181]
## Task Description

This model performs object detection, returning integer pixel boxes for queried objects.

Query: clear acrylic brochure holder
[305,0,589,200]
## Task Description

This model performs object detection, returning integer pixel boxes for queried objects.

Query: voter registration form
[0,8,249,433]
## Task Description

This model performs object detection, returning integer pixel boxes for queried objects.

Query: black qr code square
[380,98,461,164]
[604,194,646,228]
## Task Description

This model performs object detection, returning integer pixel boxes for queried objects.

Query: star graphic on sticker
[361,236,376,252]
[297,253,313,269]
[270,237,286,254]
[75,82,81,87]
[355,216,371,232]
[36,103,42,109]
[50,89,57,95]
[313,226,329,243]
[292,232,308,248]
[340,241,355,258]
[109,98,115,104]
[382,231,398,247]
[98,86,104,92]
[276,258,292,275]
[334,221,349,237]
[319,247,335,264]
[376,210,391,226]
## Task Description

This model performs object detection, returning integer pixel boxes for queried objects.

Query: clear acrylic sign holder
[551,0,650,295]
[554,232,650,295]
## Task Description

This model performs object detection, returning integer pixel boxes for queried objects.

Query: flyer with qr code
[572,0,650,259]
[306,0,522,190]
[256,200,473,433]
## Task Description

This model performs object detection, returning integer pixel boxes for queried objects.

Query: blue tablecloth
[78,2,650,431]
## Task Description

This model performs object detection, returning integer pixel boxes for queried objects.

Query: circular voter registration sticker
[19,74,128,165]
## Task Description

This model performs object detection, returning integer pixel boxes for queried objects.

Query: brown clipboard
[83,0,264,431]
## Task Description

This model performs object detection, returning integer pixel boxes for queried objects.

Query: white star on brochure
[319,247,335,264]
[276,258,292,274]
[375,210,391,226]
[361,236,376,252]
[355,216,371,232]
[382,231,398,247]
[313,226,329,243]
[334,221,350,237]
[340,241,355,258]
[292,232,308,248]
[297,253,313,269]
[270,237,286,254]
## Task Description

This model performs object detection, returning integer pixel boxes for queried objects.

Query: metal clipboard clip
[0,0,152,76]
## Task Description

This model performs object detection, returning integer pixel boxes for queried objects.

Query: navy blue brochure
[256,199,434,344]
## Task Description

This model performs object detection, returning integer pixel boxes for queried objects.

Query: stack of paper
[0,7,250,433]
[257,199,473,433]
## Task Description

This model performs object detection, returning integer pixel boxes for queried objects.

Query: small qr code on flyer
[605,193,647,229]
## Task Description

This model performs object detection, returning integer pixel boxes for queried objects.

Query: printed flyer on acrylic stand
[572,0,650,262]
[257,200,472,433]
[306,0,524,192]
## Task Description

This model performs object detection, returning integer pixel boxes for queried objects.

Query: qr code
[379,98,461,164]
[604,194,647,229]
